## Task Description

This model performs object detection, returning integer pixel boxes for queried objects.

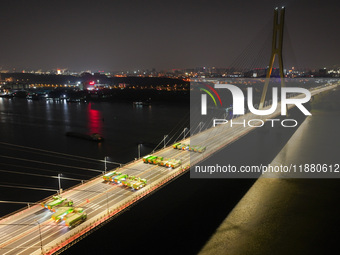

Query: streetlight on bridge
[183,128,188,140]
[36,220,44,254]
[104,156,108,174]
[58,173,62,194]
[164,135,168,148]
[138,144,143,159]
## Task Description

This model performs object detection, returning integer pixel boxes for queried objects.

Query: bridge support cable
[198,113,235,150]
[0,155,103,173]
[0,142,123,166]
[191,122,205,136]
[0,200,39,205]
[198,122,206,133]
[172,128,187,144]
[161,131,181,148]
[163,127,190,148]
[0,184,58,192]
[250,32,272,72]
[0,169,83,182]
[166,116,190,140]
[242,32,271,73]
[0,200,40,209]
[0,162,93,178]
[151,110,190,152]
[188,116,217,149]
[283,26,304,72]
[227,19,272,72]
[99,158,122,167]
[181,122,201,140]
[153,121,190,152]
[152,135,169,154]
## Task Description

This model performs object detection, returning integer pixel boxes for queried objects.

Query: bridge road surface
[0,83,338,255]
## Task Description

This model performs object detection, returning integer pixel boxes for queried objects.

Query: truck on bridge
[122,176,147,190]
[103,171,121,181]
[194,146,206,153]
[143,155,152,163]
[147,156,157,163]
[178,144,189,150]
[158,158,170,167]
[156,158,181,169]
[166,159,182,169]
[173,142,181,149]
[41,196,73,211]
[143,155,164,165]
[113,174,128,184]
[151,156,164,165]
[65,208,87,229]
[121,176,138,187]
[51,207,75,222]
[132,178,147,190]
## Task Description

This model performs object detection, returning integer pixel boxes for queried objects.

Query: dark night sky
[0,0,339,72]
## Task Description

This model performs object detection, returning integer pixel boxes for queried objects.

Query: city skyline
[0,0,339,72]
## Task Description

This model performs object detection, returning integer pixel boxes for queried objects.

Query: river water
[0,97,189,215]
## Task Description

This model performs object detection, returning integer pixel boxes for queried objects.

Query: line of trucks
[103,171,147,190]
[38,143,204,229]
[143,155,182,169]
[172,143,206,152]
[141,143,205,169]
[41,196,87,229]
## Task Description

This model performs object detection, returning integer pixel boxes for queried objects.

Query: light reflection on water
[0,98,189,164]
[87,103,102,135]
[0,98,189,215]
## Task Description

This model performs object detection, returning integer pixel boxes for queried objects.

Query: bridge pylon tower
[259,7,285,110]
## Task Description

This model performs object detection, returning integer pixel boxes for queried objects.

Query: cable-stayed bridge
[0,79,338,254]
[1,7,339,254]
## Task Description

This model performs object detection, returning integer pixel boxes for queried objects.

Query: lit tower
[259,7,285,109]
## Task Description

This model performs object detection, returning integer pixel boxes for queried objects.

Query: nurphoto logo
[196,80,312,128]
